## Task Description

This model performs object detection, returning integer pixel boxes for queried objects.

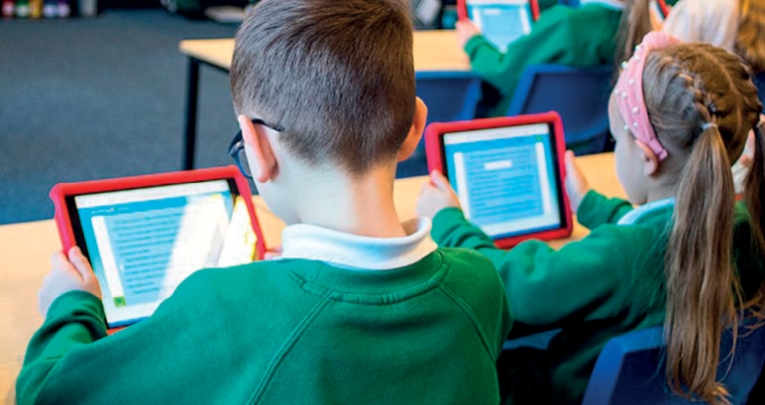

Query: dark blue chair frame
[397,70,483,178]
[754,71,765,112]
[581,324,765,405]
[507,64,613,155]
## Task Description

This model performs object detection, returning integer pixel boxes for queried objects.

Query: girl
[418,33,765,404]
[459,0,655,117]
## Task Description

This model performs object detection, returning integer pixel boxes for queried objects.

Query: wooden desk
[178,30,469,170]
[0,153,621,404]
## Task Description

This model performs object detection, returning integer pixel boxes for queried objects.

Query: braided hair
[641,43,764,405]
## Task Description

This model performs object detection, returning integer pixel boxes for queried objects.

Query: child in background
[662,0,765,73]
[661,0,765,192]
[15,0,512,404]
[418,33,765,404]
[459,0,652,117]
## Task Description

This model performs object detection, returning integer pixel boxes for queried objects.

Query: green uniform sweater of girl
[431,190,765,404]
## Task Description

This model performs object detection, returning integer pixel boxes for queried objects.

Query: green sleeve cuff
[45,290,108,334]
[431,207,469,246]
[464,35,490,55]
[576,190,634,229]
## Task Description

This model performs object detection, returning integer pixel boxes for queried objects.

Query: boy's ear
[635,140,660,176]
[397,97,429,162]
[238,115,277,183]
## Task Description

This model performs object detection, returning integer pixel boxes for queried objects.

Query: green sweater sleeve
[16,272,218,405]
[16,291,108,404]
[431,208,636,327]
[576,190,634,230]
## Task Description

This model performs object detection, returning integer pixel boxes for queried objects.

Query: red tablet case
[424,111,573,248]
[50,165,267,261]
[457,0,541,22]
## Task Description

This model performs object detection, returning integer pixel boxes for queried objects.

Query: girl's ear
[635,139,660,176]
[238,115,277,183]
[397,97,429,162]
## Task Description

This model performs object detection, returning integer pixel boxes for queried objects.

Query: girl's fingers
[430,170,450,191]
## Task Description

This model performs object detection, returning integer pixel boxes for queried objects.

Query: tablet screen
[442,123,563,239]
[69,180,256,327]
[467,0,532,52]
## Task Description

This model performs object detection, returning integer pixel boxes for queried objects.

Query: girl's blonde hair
[736,0,765,72]
[642,43,765,405]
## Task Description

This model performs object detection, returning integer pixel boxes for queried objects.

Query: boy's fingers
[51,251,68,268]
[68,247,94,279]
[51,251,78,276]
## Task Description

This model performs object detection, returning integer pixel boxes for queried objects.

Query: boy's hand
[456,20,481,48]
[417,170,462,219]
[564,151,590,213]
[39,247,102,317]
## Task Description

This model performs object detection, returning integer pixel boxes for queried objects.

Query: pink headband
[615,31,682,162]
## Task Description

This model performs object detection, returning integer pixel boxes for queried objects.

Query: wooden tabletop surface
[179,30,471,72]
[0,153,622,403]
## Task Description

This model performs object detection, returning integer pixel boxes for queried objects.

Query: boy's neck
[291,164,407,238]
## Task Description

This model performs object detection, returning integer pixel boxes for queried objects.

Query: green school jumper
[16,249,512,405]
[430,191,765,404]
[466,3,622,117]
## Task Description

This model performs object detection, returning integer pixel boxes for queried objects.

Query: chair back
[399,71,483,177]
[581,324,765,405]
[508,64,613,155]
[754,71,765,112]
[416,70,482,126]
[558,0,580,6]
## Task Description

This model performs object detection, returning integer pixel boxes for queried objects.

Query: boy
[15,0,512,403]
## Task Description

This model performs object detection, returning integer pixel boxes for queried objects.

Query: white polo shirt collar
[279,218,438,270]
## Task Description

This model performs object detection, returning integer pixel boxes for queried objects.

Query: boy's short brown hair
[230,0,415,173]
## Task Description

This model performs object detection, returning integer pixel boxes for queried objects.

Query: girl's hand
[649,6,664,31]
[417,170,462,219]
[456,20,481,48]
[39,247,101,317]
[264,246,283,260]
[564,151,591,213]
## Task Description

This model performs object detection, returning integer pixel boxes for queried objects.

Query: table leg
[183,57,201,170]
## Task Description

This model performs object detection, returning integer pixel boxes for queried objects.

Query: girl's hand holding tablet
[563,150,591,213]
[456,19,481,48]
[416,170,462,219]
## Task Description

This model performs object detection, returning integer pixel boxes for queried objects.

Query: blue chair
[558,0,581,6]
[416,70,482,127]
[754,71,765,111]
[507,64,613,155]
[581,324,765,405]
[398,71,482,178]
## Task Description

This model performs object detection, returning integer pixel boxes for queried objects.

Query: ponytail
[665,124,739,405]
[616,0,652,67]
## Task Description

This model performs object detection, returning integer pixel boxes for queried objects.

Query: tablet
[457,0,540,52]
[425,112,572,248]
[50,166,266,331]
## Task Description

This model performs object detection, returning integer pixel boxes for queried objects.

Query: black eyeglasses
[228,118,285,180]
